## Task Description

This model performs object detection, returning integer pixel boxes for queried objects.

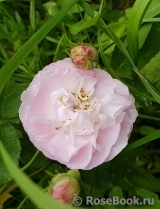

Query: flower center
[50,86,99,134]
[68,88,97,112]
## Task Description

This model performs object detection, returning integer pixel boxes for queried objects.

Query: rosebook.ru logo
[73,196,154,206]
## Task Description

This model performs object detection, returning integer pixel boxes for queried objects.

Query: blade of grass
[78,0,94,18]
[98,1,158,103]
[0,42,9,61]
[127,0,150,63]
[30,0,42,70]
[53,34,65,62]
[0,141,80,209]
[98,18,155,103]
[123,130,160,152]
[101,19,136,68]
[101,19,160,104]
[133,67,160,104]
[11,74,33,83]
[138,114,160,121]
[97,0,119,76]
[21,150,40,172]
[17,196,28,209]
[97,19,115,77]
[30,0,35,33]
[0,0,79,94]
[127,84,156,102]
[144,0,160,19]
[143,18,160,22]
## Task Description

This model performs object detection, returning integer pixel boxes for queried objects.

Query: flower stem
[21,150,40,172]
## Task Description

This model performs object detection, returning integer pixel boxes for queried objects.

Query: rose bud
[70,44,98,70]
[48,170,80,204]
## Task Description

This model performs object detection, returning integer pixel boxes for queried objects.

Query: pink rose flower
[70,44,98,70]
[49,170,80,205]
[19,58,137,170]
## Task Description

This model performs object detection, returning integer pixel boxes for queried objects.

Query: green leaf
[114,59,132,79]
[138,22,160,69]
[0,0,79,94]
[15,11,25,30]
[108,186,123,208]
[71,11,99,35]
[81,161,123,191]
[127,0,150,63]
[101,19,160,104]
[144,0,160,19]
[109,186,123,199]
[99,20,156,103]
[136,188,160,208]
[80,163,112,190]
[78,0,94,18]
[43,2,59,17]
[124,130,160,152]
[121,155,160,189]
[97,18,115,77]
[0,81,27,118]
[103,19,128,54]
[126,173,160,192]
[0,121,21,187]
[143,18,160,23]
[0,141,82,209]
[133,67,160,104]
[138,23,152,49]
[101,19,136,68]
[140,52,160,88]
[138,114,160,121]
[20,138,51,172]
[139,125,156,136]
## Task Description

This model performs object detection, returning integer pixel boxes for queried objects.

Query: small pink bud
[48,170,81,205]
[70,44,98,70]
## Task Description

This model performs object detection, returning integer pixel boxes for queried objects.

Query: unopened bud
[70,44,98,70]
[48,170,81,205]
